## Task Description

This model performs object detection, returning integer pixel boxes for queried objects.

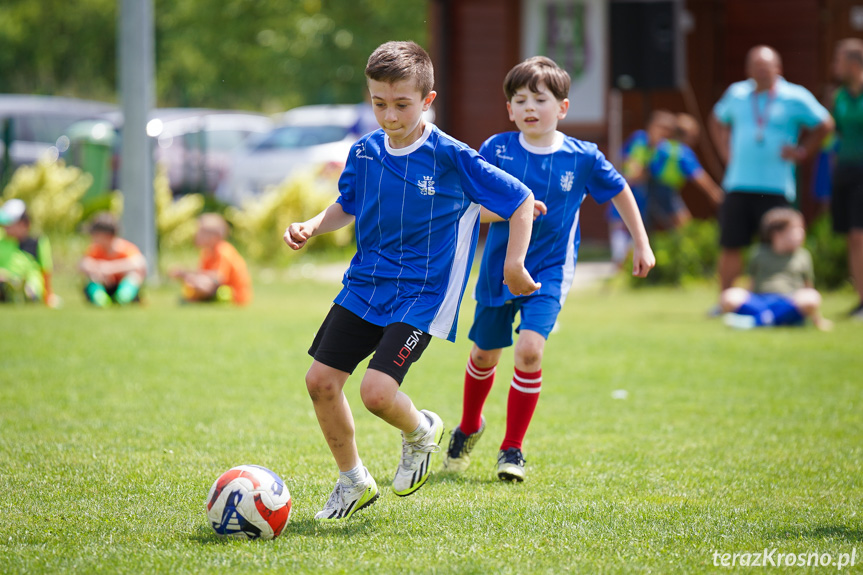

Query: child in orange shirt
[79,212,147,307]
[169,213,252,305]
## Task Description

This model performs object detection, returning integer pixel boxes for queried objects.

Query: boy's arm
[691,170,725,205]
[610,184,655,277]
[503,194,541,296]
[284,202,355,250]
[480,200,547,223]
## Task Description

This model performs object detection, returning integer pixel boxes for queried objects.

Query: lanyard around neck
[752,87,776,141]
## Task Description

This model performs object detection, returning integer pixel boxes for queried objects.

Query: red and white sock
[459,356,496,435]
[500,367,542,451]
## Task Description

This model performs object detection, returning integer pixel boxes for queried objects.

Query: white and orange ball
[206,465,291,540]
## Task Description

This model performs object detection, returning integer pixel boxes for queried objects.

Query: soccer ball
[206,465,292,540]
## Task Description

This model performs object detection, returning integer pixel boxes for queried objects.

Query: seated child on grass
[79,212,146,307]
[720,207,832,331]
[169,213,252,306]
[0,199,51,304]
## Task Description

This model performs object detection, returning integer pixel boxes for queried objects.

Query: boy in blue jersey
[443,56,655,482]
[646,113,724,229]
[284,41,540,520]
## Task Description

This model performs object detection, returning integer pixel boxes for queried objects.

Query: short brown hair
[759,207,803,244]
[88,212,119,236]
[503,56,571,101]
[198,213,229,239]
[365,41,434,97]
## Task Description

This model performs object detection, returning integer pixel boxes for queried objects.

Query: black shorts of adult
[831,162,863,233]
[308,304,432,385]
[719,191,790,249]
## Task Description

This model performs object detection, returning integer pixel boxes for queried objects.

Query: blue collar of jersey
[385,122,434,156]
[518,131,565,155]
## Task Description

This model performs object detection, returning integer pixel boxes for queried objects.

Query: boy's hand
[284,223,312,250]
[532,200,547,220]
[503,262,541,296]
[631,244,656,278]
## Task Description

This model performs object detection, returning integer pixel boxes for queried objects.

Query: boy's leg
[461,344,502,434]
[719,287,750,313]
[306,360,360,471]
[363,323,443,497]
[790,288,833,331]
[114,272,143,305]
[84,281,112,307]
[306,305,384,520]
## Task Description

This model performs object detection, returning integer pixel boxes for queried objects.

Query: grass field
[1,262,862,574]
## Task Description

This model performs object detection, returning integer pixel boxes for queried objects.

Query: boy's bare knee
[793,288,821,314]
[514,334,545,371]
[305,368,339,402]
[360,377,395,415]
[471,345,501,369]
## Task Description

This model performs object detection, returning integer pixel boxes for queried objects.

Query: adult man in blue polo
[709,45,834,296]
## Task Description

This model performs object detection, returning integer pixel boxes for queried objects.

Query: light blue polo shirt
[713,77,829,201]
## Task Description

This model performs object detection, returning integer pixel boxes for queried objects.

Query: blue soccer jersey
[334,123,531,342]
[476,131,626,307]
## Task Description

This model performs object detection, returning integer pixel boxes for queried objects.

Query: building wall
[431,0,860,241]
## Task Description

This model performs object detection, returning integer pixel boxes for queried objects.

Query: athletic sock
[339,463,366,487]
[405,412,431,442]
[500,367,542,451]
[114,275,141,305]
[460,356,496,435]
[85,282,111,307]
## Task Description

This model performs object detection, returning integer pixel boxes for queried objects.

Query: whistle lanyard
[752,87,776,144]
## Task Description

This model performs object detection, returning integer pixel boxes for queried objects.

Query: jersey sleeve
[679,145,704,179]
[586,149,627,204]
[455,146,531,219]
[336,145,358,216]
[713,86,734,124]
[792,86,831,128]
[477,136,500,168]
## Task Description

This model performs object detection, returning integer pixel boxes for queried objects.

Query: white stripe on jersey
[558,208,581,307]
[428,202,481,339]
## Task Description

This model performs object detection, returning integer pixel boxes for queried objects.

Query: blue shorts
[468,295,562,350]
[738,293,805,327]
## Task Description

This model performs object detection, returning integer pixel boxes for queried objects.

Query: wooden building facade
[428,0,863,242]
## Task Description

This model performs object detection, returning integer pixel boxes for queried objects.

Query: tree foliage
[0,0,429,111]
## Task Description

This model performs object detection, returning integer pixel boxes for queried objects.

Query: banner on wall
[522,0,607,124]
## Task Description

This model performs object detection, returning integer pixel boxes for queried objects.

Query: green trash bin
[66,120,117,203]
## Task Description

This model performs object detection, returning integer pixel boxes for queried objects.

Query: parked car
[216,104,363,206]
[66,108,274,195]
[0,94,117,172]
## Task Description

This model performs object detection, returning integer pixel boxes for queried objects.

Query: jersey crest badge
[417,176,436,196]
[560,171,575,192]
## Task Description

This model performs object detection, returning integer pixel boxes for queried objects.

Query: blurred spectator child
[79,212,146,307]
[720,207,832,331]
[645,113,724,229]
[608,110,675,266]
[0,199,46,303]
[169,213,252,305]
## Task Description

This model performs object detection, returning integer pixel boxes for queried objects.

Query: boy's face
[368,79,436,147]
[2,219,28,240]
[771,220,805,254]
[195,227,219,249]
[506,82,569,143]
[647,117,674,146]
[90,231,114,251]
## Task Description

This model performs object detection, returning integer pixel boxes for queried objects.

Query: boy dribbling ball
[284,41,540,520]
[443,56,655,483]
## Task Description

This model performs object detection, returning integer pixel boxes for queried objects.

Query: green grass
[1,261,862,574]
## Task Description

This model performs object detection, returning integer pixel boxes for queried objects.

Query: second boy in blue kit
[444,57,655,482]
[284,42,540,520]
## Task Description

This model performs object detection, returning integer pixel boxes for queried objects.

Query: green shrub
[2,158,93,234]
[628,218,719,287]
[226,163,353,261]
[805,213,849,291]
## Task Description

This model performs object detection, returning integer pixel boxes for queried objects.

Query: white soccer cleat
[497,448,526,482]
[314,468,379,521]
[391,410,444,497]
